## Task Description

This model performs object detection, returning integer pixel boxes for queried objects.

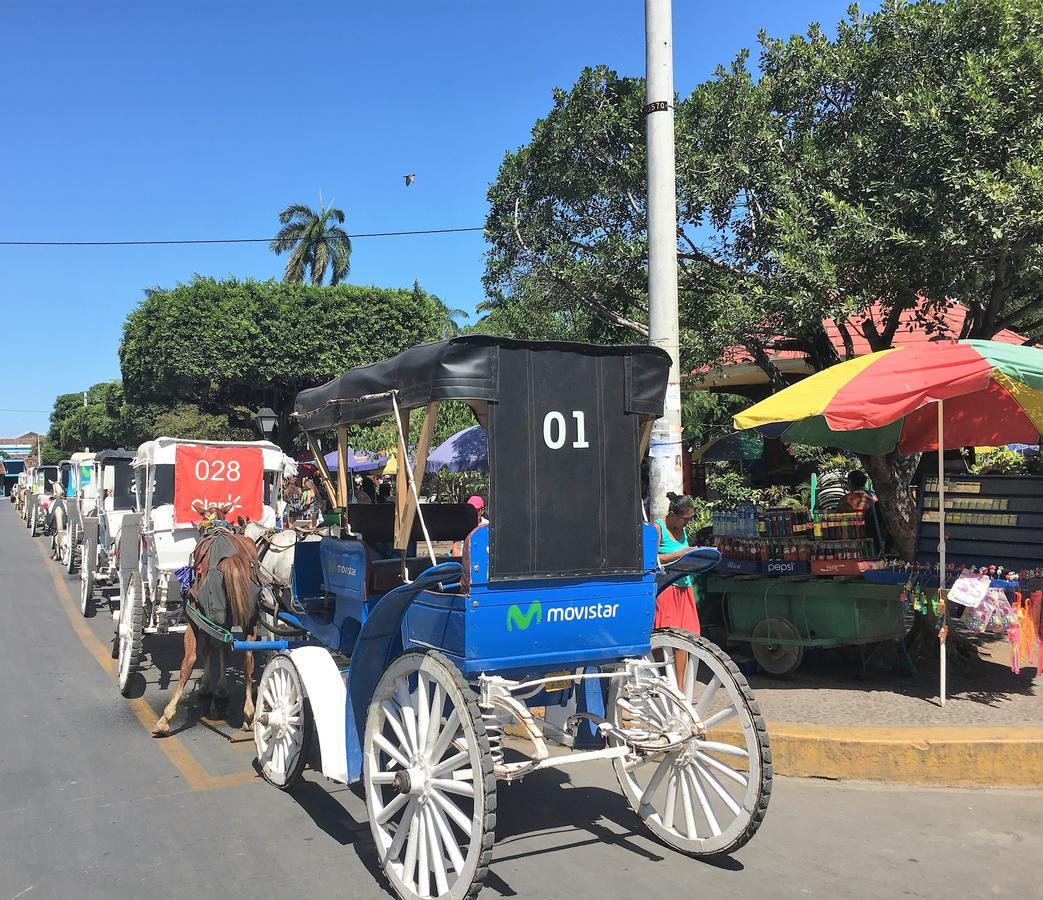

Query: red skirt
[654,583,701,635]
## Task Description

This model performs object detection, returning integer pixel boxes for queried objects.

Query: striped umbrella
[734,340,1043,454]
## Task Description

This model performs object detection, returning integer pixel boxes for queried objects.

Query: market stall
[732,339,1043,702]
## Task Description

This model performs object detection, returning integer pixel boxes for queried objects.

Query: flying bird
[403,173,416,186]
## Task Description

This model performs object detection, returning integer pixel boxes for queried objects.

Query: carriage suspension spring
[481,710,505,767]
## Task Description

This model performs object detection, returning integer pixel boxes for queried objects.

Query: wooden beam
[394,404,411,549]
[305,432,339,509]
[399,401,439,551]
[336,425,350,509]
[639,416,654,459]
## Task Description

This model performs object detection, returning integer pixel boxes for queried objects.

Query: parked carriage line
[18,335,772,900]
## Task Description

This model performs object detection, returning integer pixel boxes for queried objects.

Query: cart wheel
[79,566,95,617]
[364,651,496,900]
[751,617,804,676]
[65,530,78,575]
[117,574,144,697]
[609,629,772,858]
[254,655,312,789]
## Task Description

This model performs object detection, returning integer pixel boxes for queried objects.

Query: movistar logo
[506,602,542,631]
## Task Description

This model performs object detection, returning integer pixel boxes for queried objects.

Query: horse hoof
[152,721,170,737]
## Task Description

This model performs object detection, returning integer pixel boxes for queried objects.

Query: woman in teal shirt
[653,492,701,684]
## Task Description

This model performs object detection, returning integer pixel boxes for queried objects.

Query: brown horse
[152,504,263,737]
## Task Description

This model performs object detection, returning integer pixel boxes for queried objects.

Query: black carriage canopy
[295,336,672,581]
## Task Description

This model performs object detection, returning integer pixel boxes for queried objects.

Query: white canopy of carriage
[132,437,295,475]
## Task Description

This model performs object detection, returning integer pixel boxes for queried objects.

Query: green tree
[47,381,158,452]
[152,404,254,442]
[483,0,1043,557]
[120,277,457,452]
[270,202,352,285]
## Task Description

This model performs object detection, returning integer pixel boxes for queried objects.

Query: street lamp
[255,406,278,438]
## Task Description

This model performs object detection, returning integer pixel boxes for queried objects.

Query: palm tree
[269,202,352,285]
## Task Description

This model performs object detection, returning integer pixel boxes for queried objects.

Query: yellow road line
[32,536,256,792]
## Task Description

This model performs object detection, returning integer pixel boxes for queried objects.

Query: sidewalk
[739,636,1043,786]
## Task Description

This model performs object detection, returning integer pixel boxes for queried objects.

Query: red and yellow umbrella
[734,340,1043,454]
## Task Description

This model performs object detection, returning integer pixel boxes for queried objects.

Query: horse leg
[153,624,197,737]
[211,643,230,720]
[241,628,256,731]
[196,633,214,703]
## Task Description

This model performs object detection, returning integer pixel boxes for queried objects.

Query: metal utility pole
[645,0,683,517]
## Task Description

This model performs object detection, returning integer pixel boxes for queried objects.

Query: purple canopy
[426,425,488,473]
[323,447,388,473]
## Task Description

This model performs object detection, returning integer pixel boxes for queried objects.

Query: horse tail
[219,554,255,630]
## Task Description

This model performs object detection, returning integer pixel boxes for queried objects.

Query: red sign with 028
[173,445,264,525]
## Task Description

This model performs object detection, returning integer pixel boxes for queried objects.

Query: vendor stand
[734,339,1043,703]
[704,502,905,675]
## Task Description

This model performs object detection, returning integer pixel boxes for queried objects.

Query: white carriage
[77,449,137,617]
[114,437,293,696]
[24,464,60,537]
[54,451,97,576]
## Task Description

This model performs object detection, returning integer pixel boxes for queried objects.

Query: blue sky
[0,0,864,437]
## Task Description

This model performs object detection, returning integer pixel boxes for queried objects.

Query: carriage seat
[368,556,458,598]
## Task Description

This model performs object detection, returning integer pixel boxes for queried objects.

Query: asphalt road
[2,502,1041,900]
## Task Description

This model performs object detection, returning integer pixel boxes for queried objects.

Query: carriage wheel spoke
[377,790,409,826]
[679,765,698,839]
[694,676,720,717]
[698,739,749,760]
[416,803,430,898]
[371,771,397,785]
[432,787,472,835]
[694,750,748,787]
[395,676,420,753]
[402,807,421,888]
[662,770,679,831]
[382,701,414,756]
[639,751,676,809]
[386,799,416,861]
[685,765,721,837]
[416,674,430,752]
[701,705,737,730]
[374,732,411,770]
[683,656,697,699]
[424,806,450,896]
[427,708,460,765]
[428,798,466,873]
[695,761,742,817]
[425,682,443,755]
[431,750,469,778]
[431,777,474,797]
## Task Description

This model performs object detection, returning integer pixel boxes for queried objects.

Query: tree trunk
[862,451,920,561]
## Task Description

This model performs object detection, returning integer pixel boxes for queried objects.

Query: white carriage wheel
[79,565,94,617]
[254,655,311,789]
[364,651,496,900]
[117,574,144,697]
[65,527,78,575]
[609,628,772,858]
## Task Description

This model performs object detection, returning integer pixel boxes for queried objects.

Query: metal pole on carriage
[645,0,684,518]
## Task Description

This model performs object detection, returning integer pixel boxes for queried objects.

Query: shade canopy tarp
[294,335,671,429]
[735,341,1043,454]
[322,448,388,473]
[692,431,764,462]
[426,425,488,473]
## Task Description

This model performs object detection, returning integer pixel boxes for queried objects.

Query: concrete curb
[740,722,1043,787]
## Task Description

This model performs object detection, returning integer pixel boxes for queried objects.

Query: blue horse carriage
[244,336,771,900]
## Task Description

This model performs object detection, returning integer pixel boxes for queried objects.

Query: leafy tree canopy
[120,276,459,451]
[483,0,1043,372]
[47,380,158,452]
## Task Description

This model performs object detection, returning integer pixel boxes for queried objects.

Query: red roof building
[691,301,1032,391]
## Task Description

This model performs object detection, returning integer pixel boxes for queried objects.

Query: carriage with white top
[76,449,136,616]
[24,464,60,537]
[242,336,772,900]
[113,437,293,696]
[53,451,97,576]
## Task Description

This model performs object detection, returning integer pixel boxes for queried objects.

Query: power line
[0,226,485,247]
